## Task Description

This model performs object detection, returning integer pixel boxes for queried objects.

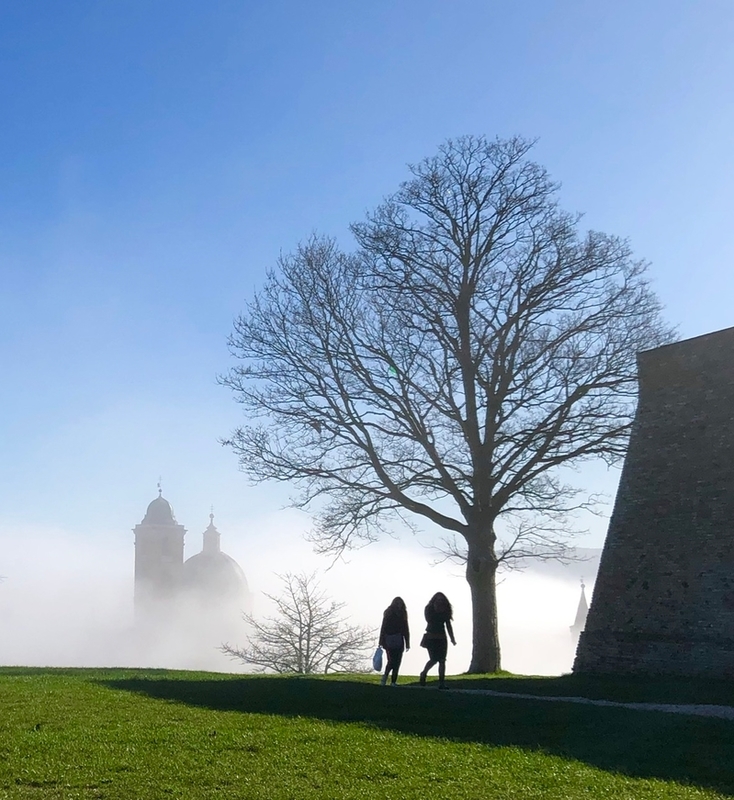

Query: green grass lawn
[1,667,733,799]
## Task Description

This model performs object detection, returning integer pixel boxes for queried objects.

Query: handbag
[372,646,383,671]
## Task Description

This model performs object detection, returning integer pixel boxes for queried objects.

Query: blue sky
[1,0,733,552]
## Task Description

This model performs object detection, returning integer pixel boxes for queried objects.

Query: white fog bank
[0,518,597,676]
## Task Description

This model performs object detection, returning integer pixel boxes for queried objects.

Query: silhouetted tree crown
[222,136,675,672]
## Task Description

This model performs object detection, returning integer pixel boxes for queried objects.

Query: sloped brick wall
[574,327,734,677]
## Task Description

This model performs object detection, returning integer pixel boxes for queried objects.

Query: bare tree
[221,136,675,673]
[222,572,374,674]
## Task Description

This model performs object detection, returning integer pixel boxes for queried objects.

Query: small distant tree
[222,572,374,674]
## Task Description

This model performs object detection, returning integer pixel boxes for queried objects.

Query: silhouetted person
[379,596,410,685]
[419,592,455,689]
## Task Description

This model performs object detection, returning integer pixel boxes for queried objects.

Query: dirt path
[445,687,734,721]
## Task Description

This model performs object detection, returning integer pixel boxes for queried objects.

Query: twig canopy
[221,572,373,674]
[222,136,675,671]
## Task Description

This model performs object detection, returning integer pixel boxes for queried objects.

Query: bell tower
[133,488,186,621]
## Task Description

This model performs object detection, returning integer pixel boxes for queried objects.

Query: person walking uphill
[379,597,410,686]
[419,592,456,689]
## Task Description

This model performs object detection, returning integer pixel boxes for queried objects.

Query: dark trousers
[423,638,448,682]
[383,647,404,683]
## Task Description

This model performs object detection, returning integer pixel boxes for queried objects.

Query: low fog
[0,512,599,676]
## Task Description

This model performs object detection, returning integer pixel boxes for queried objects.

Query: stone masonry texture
[573,326,734,677]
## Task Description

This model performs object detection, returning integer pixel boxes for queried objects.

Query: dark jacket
[379,609,410,650]
[424,604,455,643]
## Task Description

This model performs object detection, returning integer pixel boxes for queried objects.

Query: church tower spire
[570,579,589,643]
[202,511,221,554]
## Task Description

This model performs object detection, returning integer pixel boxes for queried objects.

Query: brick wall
[573,326,734,677]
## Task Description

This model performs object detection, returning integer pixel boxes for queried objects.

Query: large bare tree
[222,136,674,673]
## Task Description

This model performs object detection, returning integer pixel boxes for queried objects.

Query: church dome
[182,514,249,605]
[183,550,249,601]
[142,494,177,525]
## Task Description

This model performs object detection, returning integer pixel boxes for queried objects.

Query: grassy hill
[1,667,733,799]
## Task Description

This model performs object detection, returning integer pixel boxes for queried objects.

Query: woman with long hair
[419,592,456,689]
[378,596,410,685]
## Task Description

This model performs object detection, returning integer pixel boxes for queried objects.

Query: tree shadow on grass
[448,673,734,706]
[101,674,734,797]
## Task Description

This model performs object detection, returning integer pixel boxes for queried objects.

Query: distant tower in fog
[132,490,249,625]
[570,580,589,643]
[183,512,249,610]
[133,489,186,619]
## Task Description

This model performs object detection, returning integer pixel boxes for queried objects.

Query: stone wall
[574,326,734,677]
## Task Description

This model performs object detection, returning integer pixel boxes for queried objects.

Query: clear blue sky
[1,0,733,547]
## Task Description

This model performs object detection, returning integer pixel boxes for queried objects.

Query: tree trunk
[465,534,501,673]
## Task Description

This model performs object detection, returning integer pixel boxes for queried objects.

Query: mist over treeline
[0,517,598,676]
